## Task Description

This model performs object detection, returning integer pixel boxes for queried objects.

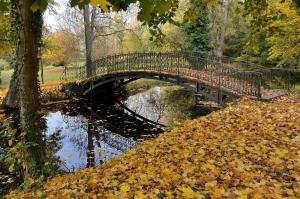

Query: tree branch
[94,29,132,38]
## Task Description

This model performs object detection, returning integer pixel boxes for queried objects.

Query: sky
[44,0,67,30]
[43,0,138,31]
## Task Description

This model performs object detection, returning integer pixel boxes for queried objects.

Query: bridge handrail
[91,51,262,74]
[67,52,264,98]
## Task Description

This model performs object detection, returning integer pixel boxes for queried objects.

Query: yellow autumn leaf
[110,180,119,186]
[134,191,147,199]
[275,148,288,158]
[147,147,155,155]
[212,188,224,198]
[238,195,248,199]
[107,193,118,199]
[179,186,199,198]
[120,184,130,195]
[251,192,264,199]
[90,0,111,12]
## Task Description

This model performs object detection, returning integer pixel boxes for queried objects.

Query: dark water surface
[1,86,219,173]
[43,96,164,172]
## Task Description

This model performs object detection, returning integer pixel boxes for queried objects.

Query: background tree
[0,8,10,53]
[43,30,80,66]
[182,0,212,54]
[243,0,300,67]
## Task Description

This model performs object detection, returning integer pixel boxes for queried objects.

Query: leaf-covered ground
[7,99,300,198]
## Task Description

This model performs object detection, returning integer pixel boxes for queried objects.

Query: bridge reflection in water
[44,97,165,171]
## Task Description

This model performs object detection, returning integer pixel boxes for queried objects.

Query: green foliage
[25,0,179,41]
[0,0,179,43]
[223,30,248,58]
[0,7,11,54]
[0,58,10,70]
[0,0,8,12]
[182,9,212,54]
[0,114,64,195]
[242,32,276,66]
[30,0,48,12]
[291,85,300,93]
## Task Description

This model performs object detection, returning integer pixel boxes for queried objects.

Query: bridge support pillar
[196,83,201,92]
[217,90,227,105]
[177,77,181,85]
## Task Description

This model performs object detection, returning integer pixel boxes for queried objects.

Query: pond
[0,82,220,191]
[41,85,219,171]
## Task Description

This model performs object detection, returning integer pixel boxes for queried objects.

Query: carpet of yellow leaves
[0,81,70,105]
[7,99,300,198]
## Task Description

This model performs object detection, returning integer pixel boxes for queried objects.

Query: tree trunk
[2,2,22,109]
[215,0,229,62]
[16,0,45,179]
[3,76,19,109]
[84,5,96,78]
[86,122,95,168]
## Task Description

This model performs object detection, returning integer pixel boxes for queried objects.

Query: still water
[3,85,218,173]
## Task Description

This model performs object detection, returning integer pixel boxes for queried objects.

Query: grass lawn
[0,66,72,89]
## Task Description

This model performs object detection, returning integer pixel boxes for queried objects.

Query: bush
[0,59,10,71]
[291,85,300,94]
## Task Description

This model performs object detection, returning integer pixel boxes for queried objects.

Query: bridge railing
[67,52,263,98]
[216,55,300,91]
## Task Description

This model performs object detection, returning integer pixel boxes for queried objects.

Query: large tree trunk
[16,0,45,179]
[84,5,96,78]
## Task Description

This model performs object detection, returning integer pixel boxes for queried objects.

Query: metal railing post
[256,72,262,99]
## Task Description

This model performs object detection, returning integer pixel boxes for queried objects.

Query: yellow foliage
[6,99,300,198]
[43,30,80,65]
[90,0,111,12]
[266,0,300,66]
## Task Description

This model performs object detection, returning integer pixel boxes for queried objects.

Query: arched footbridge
[65,52,289,104]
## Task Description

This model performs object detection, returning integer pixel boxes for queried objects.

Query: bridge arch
[82,71,230,104]
[68,52,262,104]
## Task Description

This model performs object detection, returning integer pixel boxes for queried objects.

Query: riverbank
[0,81,71,107]
[7,98,300,198]
[0,79,170,106]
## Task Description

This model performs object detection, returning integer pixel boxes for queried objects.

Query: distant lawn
[0,66,74,88]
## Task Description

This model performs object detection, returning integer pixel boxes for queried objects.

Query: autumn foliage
[7,99,300,198]
[43,30,80,66]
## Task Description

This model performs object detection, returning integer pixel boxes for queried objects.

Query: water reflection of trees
[0,113,64,194]
[58,113,138,170]
[126,86,197,125]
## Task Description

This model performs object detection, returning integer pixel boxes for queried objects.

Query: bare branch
[94,29,132,38]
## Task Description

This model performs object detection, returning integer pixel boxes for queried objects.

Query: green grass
[0,66,68,88]
[291,85,300,94]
